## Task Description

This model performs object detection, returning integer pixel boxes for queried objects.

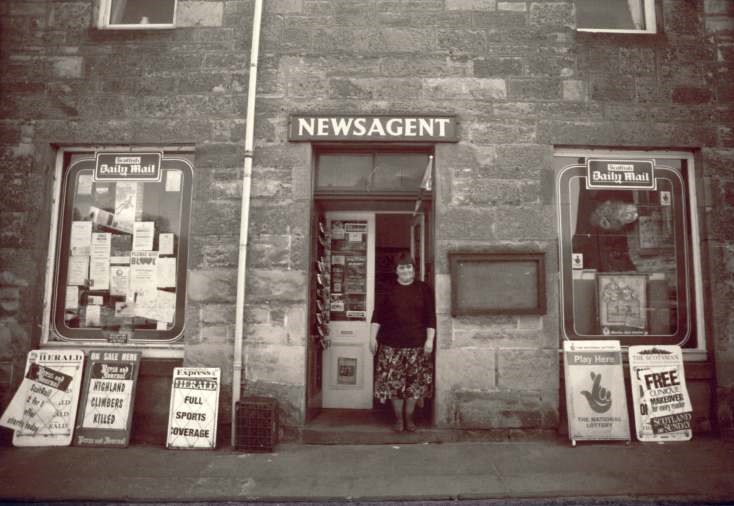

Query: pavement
[1,436,733,504]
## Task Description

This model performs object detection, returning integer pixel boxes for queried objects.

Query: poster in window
[114,182,141,233]
[91,232,111,258]
[132,221,155,251]
[598,274,647,333]
[89,257,110,290]
[636,211,673,255]
[110,266,130,297]
[158,233,175,256]
[68,256,89,286]
[70,221,92,256]
[77,174,93,195]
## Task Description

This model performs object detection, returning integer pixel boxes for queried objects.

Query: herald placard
[629,345,692,442]
[563,340,630,444]
[0,349,85,447]
[74,350,141,447]
[166,367,220,449]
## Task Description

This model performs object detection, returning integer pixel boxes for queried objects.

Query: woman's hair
[395,251,415,267]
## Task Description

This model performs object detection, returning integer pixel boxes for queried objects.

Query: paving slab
[0,437,732,503]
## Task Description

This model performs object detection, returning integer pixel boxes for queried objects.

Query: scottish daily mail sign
[94,152,162,182]
[289,114,458,142]
[586,159,656,190]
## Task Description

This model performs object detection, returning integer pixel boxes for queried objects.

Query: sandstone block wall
[1,0,733,439]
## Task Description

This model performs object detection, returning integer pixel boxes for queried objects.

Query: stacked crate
[235,397,279,452]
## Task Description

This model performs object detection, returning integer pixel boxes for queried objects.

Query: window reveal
[51,153,193,343]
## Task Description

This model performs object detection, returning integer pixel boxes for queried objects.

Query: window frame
[554,149,706,360]
[575,0,657,35]
[96,0,178,30]
[42,146,193,358]
[313,145,434,198]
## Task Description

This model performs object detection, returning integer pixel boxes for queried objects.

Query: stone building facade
[1,0,733,445]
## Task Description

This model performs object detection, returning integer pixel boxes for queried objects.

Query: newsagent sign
[166,367,221,449]
[629,345,692,442]
[94,152,162,182]
[74,350,141,447]
[586,159,656,190]
[289,114,458,142]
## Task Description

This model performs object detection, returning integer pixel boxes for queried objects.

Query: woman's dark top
[371,280,436,348]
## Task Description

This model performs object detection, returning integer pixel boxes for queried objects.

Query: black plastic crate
[235,396,279,452]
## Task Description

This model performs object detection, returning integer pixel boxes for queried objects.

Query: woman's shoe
[392,419,404,432]
[405,419,416,432]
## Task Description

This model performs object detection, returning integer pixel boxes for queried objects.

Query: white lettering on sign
[166,367,220,449]
[296,116,452,139]
[607,164,634,172]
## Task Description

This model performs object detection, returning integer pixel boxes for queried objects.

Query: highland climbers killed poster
[74,350,141,447]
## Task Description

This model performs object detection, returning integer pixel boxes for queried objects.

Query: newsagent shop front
[8,110,718,448]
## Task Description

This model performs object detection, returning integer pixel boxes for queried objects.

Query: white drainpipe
[232,0,263,447]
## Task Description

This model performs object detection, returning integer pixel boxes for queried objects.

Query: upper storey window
[576,0,657,34]
[97,0,177,29]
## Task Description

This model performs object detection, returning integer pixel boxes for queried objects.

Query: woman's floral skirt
[374,344,433,402]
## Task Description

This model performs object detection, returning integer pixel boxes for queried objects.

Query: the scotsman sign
[289,114,458,142]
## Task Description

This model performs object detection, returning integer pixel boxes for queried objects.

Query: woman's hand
[423,339,434,354]
[369,323,380,354]
[424,328,435,354]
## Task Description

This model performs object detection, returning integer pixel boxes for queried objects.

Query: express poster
[563,340,630,444]
[0,349,85,447]
[629,345,692,442]
[166,367,220,449]
[74,350,141,447]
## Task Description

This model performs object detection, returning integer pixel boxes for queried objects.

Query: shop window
[97,0,177,29]
[556,153,703,351]
[48,150,193,345]
[316,151,431,194]
[576,0,657,34]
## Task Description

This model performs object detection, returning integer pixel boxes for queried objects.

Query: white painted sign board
[563,340,630,445]
[629,345,692,442]
[166,367,220,449]
[0,349,85,447]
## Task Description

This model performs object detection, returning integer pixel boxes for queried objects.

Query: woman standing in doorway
[369,252,436,432]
